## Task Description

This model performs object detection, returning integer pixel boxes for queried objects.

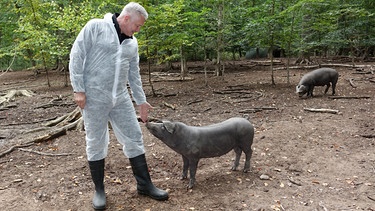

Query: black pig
[146,117,254,189]
[296,68,339,97]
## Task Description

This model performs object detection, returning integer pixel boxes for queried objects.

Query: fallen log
[0,89,34,106]
[328,96,370,99]
[0,106,159,158]
[0,107,83,158]
[303,108,339,114]
[351,71,374,75]
[33,127,67,143]
[0,143,34,158]
[239,107,278,113]
[273,63,373,71]
[18,148,74,156]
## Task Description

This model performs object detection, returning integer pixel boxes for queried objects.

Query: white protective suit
[69,13,146,161]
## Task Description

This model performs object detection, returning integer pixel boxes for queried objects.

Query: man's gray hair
[119,2,148,20]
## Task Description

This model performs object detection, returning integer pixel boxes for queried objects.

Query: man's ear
[163,121,175,134]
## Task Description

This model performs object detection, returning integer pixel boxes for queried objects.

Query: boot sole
[138,191,169,201]
[92,204,106,210]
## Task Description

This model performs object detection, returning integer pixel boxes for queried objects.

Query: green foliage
[0,0,374,71]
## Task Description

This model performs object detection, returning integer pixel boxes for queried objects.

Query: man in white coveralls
[69,2,168,210]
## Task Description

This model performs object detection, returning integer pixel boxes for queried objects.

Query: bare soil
[0,60,374,211]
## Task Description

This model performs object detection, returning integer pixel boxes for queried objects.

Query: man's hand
[139,102,153,123]
[74,92,86,109]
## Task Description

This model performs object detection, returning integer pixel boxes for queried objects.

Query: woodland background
[1,0,374,78]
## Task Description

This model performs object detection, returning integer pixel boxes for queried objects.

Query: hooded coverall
[69,13,146,161]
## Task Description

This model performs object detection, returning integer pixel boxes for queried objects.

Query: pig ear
[163,121,175,134]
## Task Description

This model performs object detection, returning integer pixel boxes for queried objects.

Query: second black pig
[296,68,339,97]
[146,117,254,189]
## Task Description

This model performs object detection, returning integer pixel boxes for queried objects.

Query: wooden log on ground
[18,148,74,156]
[0,89,34,106]
[0,143,34,158]
[239,107,278,113]
[33,127,67,143]
[328,96,370,99]
[273,63,373,71]
[303,108,339,114]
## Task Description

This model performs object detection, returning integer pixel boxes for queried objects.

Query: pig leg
[231,147,242,171]
[307,85,314,97]
[324,83,330,95]
[187,158,199,189]
[181,155,189,180]
[331,82,336,95]
[243,148,253,173]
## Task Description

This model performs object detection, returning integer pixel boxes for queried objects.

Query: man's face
[122,14,145,36]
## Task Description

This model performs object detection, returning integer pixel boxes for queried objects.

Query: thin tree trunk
[216,1,224,77]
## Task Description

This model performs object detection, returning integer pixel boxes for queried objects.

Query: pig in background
[296,68,339,98]
[146,117,254,189]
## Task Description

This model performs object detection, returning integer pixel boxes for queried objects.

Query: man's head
[117,2,148,37]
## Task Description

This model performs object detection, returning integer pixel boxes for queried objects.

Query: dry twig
[328,96,370,99]
[303,108,339,114]
[18,148,74,156]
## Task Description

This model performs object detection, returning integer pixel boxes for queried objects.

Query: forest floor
[0,59,375,211]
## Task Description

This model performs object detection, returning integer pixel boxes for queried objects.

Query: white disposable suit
[69,14,146,161]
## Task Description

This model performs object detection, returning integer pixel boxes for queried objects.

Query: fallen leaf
[113,178,122,184]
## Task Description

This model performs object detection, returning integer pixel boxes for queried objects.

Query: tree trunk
[180,45,188,80]
[215,1,224,77]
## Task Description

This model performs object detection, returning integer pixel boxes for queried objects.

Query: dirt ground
[0,60,374,211]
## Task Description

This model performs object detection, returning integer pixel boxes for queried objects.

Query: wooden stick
[187,99,203,105]
[328,96,370,99]
[18,148,74,156]
[164,102,176,110]
[239,107,278,113]
[303,108,339,114]
[0,143,34,158]
[348,78,357,88]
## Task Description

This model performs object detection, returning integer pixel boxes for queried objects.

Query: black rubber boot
[129,154,169,201]
[88,159,106,210]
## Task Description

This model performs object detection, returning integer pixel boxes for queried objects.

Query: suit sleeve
[69,21,96,93]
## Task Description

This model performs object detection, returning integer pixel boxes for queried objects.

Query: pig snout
[145,122,162,138]
[296,85,307,97]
